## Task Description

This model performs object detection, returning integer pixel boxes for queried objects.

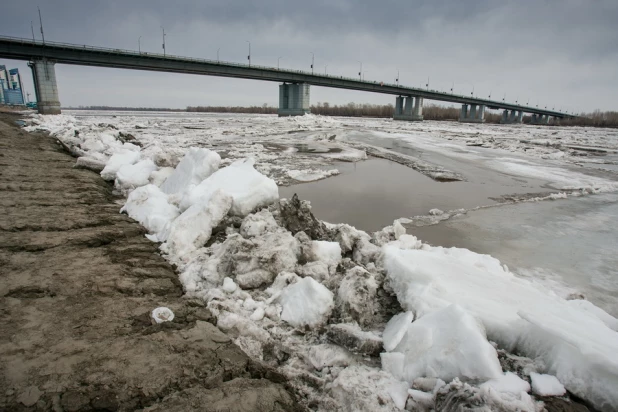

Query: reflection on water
[280,158,549,232]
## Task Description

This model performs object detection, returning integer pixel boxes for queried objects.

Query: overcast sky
[1,0,617,113]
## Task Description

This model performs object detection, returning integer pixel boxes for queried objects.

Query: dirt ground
[0,112,302,411]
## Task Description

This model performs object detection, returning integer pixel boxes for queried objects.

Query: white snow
[159,147,221,195]
[120,184,179,241]
[222,277,238,294]
[382,311,414,352]
[480,372,531,394]
[115,159,158,192]
[331,365,409,411]
[381,304,503,383]
[163,190,232,257]
[239,209,279,238]
[566,298,618,331]
[279,277,334,329]
[383,241,618,411]
[311,240,342,264]
[529,373,566,397]
[180,158,279,216]
[100,149,140,181]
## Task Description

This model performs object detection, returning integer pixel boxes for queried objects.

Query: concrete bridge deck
[0,36,572,120]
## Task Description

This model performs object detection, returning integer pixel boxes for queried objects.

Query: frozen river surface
[27,110,618,410]
[61,111,618,314]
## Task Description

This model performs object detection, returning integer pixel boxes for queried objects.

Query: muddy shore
[0,112,302,411]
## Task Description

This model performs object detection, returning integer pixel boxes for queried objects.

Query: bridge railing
[0,35,569,117]
[0,35,464,96]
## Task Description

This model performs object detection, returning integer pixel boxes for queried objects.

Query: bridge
[0,36,573,124]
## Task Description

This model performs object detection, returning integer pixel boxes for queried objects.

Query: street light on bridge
[396,69,400,87]
[357,61,362,80]
[138,36,142,54]
[161,27,166,56]
[325,65,328,75]
[310,52,314,74]
[246,40,251,66]
[217,48,220,62]
[278,56,283,69]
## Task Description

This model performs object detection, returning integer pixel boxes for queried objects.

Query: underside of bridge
[28,59,61,115]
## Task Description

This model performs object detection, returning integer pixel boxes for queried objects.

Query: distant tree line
[556,110,618,128]
[186,104,276,114]
[65,106,185,112]
[65,104,618,128]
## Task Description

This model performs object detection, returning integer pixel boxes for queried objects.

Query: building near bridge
[0,65,25,105]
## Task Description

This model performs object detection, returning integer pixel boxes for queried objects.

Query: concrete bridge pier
[500,110,523,124]
[459,104,485,123]
[278,83,310,116]
[393,96,423,121]
[530,114,550,125]
[28,59,61,115]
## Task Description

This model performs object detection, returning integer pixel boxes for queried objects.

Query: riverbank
[0,112,301,411]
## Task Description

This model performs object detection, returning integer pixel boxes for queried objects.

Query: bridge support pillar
[393,96,423,121]
[28,59,61,115]
[530,114,550,125]
[278,83,310,116]
[459,104,485,123]
[500,110,523,124]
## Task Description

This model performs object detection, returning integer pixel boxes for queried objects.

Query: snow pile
[331,365,409,411]
[159,147,221,195]
[120,184,179,241]
[279,277,334,328]
[163,190,232,257]
[115,159,157,192]
[380,304,503,383]
[479,372,530,393]
[100,149,141,181]
[383,241,618,411]
[180,158,279,216]
[529,373,566,397]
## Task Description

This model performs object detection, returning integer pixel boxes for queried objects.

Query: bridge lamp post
[38,7,46,45]
[278,56,283,69]
[396,69,400,87]
[451,82,454,94]
[161,27,166,56]
[426,76,429,91]
[217,48,220,62]
[31,21,35,42]
[357,61,362,80]
[310,52,314,74]
[471,85,474,97]
[138,36,142,54]
[246,40,251,66]
[325,65,328,75]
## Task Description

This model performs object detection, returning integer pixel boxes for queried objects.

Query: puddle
[14,120,25,127]
[280,157,551,232]
[408,193,618,316]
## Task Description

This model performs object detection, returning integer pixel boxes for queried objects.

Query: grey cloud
[1,0,617,112]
